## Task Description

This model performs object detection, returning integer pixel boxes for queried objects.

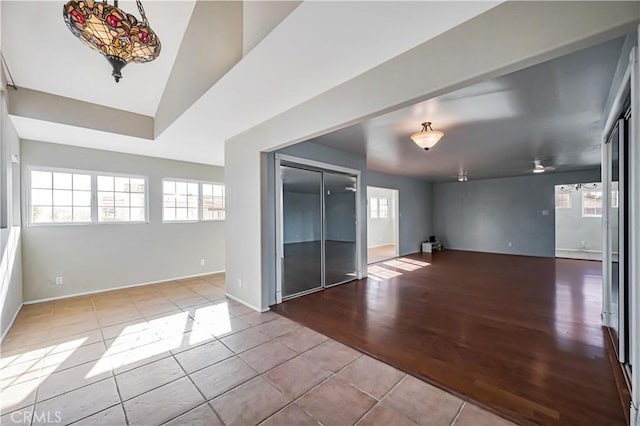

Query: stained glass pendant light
[63,0,161,82]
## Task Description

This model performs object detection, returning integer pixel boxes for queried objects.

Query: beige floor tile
[165,328,217,354]
[77,404,127,425]
[115,356,186,401]
[265,355,332,399]
[298,377,376,426]
[124,377,205,426]
[50,311,97,328]
[97,309,144,327]
[32,378,120,426]
[170,295,210,309]
[190,356,258,400]
[101,318,151,340]
[108,340,172,374]
[134,301,178,318]
[384,375,463,425]
[2,329,52,351]
[276,327,328,353]
[239,340,297,373]
[206,316,251,338]
[261,403,320,426]
[219,328,271,354]
[336,355,405,399]
[41,341,107,372]
[236,310,279,327]
[227,303,254,316]
[104,329,160,354]
[357,402,416,426]
[0,407,34,425]
[300,340,361,373]
[174,340,234,374]
[0,358,43,389]
[254,317,301,338]
[164,403,223,426]
[47,329,104,355]
[1,378,39,413]
[211,376,292,426]
[47,319,101,340]
[198,287,227,301]
[146,311,194,338]
[36,360,111,401]
[453,402,516,426]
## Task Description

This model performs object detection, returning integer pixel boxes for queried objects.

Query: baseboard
[367,243,396,249]
[225,292,269,313]
[24,270,226,305]
[1,302,24,343]
[604,326,632,426]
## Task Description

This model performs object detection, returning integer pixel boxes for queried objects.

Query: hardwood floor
[272,250,625,425]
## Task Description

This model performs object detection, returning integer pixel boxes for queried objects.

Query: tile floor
[1,274,514,426]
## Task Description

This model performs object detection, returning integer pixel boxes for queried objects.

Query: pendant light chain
[137,0,149,25]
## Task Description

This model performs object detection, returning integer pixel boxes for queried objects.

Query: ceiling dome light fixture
[63,0,161,83]
[533,160,555,174]
[458,174,468,182]
[410,122,444,151]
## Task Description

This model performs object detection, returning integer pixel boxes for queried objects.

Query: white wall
[20,140,225,302]
[1,87,23,339]
[367,186,396,248]
[555,182,605,258]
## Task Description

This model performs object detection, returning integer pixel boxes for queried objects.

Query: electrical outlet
[508,242,513,248]
[55,276,63,286]
[200,259,205,266]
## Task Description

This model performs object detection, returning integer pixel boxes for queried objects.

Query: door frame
[366,186,400,263]
[274,153,362,304]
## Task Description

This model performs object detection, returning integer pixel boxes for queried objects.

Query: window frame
[582,190,604,218]
[26,166,149,227]
[370,197,379,219]
[95,171,149,225]
[554,192,572,209]
[378,197,389,219]
[200,181,226,222]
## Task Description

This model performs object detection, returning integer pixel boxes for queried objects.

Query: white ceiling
[311,37,625,181]
[6,1,500,165]
[2,0,195,116]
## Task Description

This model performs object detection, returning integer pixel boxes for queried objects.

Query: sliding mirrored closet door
[324,172,358,286]
[280,165,323,298]
[277,159,359,300]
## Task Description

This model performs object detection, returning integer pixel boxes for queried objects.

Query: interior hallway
[0,274,509,425]
[273,251,625,425]
[367,244,397,264]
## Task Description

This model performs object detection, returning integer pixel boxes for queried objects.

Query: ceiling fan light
[410,122,444,150]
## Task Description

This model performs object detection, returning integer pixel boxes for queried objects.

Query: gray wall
[283,192,321,243]
[368,171,433,256]
[1,89,24,340]
[21,140,225,302]
[433,169,601,257]
[555,182,604,254]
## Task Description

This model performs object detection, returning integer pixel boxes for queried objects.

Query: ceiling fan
[532,160,555,174]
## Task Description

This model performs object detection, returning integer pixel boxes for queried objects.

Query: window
[555,192,571,209]
[370,197,378,219]
[30,170,92,224]
[29,167,148,226]
[163,180,199,222]
[202,183,225,221]
[379,198,389,218]
[97,175,146,222]
[582,190,603,217]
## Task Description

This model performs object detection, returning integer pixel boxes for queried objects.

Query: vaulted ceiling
[2,1,500,165]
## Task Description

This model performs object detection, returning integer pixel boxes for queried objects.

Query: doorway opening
[367,186,399,264]
[554,182,604,261]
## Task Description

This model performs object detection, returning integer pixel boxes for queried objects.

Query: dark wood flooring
[272,250,625,425]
